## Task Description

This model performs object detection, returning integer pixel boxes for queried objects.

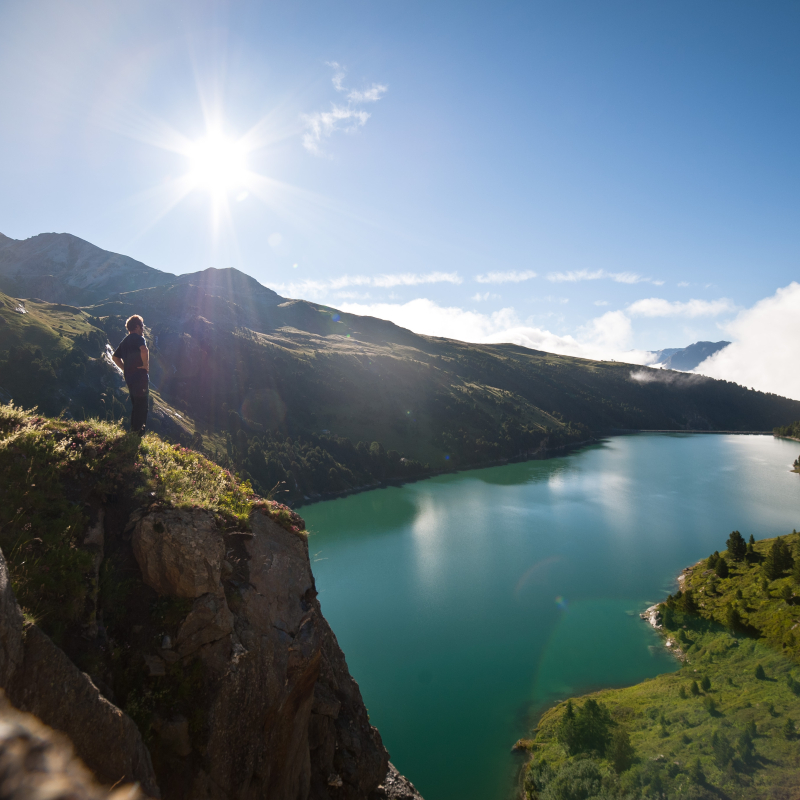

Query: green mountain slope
[3,232,800,503]
[523,532,800,800]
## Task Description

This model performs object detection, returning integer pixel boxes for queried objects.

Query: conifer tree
[737,729,755,761]
[778,537,794,572]
[726,530,747,561]
[707,551,719,569]
[715,556,729,579]
[764,541,782,581]
[690,680,700,696]
[726,603,742,631]
[711,731,733,767]
[755,664,766,680]
[782,718,795,740]
[610,726,635,773]
[701,676,711,692]
[683,588,698,614]
[794,553,800,586]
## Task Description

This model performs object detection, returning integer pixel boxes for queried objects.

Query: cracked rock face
[0,503,418,800]
[132,508,395,800]
[133,510,224,598]
[0,691,149,800]
[0,550,159,798]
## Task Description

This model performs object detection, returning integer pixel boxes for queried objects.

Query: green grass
[523,533,800,799]
[0,403,306,641]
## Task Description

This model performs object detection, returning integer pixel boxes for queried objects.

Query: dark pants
[130,393,149,435]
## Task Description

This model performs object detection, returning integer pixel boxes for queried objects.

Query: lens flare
[185,131,248,196]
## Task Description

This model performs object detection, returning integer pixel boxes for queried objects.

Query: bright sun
[185,132,248,196]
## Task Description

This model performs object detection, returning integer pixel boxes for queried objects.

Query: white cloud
[547,269,661,285]
[303,63,387,155]
[677,281,690,287]
[347,84,388,103]
[627,297,736,318]
[475,270,537,284]
[630,369,708,387]
[337,298,654,364]
[594,300,609,306]
[368,271,461,289]
[302,106,371,155]
[695,282,800,400]
[271,271,461,299]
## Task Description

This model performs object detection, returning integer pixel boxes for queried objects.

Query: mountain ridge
[1,231,799,504]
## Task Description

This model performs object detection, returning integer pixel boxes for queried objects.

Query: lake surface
[302,434,800,800]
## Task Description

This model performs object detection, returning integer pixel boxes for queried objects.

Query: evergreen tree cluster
[664,587,698,616]
[556,699,615,758]
[208,411,426,503]
[725,530,747,562]
[763,536,795,581]
[773,420,800,439]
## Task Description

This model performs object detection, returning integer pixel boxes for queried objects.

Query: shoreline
[293,428,776,509]
[293,436,600,508]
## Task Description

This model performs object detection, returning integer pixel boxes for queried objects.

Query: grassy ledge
[522,531,800,800]
[0,402,305,638]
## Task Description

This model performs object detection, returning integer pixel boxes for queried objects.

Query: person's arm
[112,355,124,370]
[139,344,149,371]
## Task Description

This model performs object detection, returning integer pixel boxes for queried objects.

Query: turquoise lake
[301,434,800,800]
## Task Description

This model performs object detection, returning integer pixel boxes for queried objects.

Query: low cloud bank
[338,299,655,364]
[630,369,708,387]
[695,282,800,401]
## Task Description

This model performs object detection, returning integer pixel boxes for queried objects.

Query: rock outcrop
[0,550,158,797]
[133,509,225,598]
[375,763,425,800]
[0,691,146,800]
[130,507,390,800]
[0,501,419,800]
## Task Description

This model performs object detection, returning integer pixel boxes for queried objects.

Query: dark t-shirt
[113,333,149,395]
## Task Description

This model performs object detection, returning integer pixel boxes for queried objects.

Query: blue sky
[1,1,798,390]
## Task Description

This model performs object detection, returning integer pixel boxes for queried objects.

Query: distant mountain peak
[650,340,731,371]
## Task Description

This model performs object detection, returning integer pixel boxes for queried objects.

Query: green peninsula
[523,531,800,799]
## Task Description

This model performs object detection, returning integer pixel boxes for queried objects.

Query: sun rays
[184,130,249,197]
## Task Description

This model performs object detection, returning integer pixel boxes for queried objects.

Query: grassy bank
[522,532,800,799]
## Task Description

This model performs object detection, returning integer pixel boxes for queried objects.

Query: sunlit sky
[1,1,799,391]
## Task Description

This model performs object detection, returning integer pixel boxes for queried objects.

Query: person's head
[125,315,144,334]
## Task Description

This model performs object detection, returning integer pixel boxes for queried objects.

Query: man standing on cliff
[112,315,149,436]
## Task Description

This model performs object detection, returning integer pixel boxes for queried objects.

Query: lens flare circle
[185,131,248,196]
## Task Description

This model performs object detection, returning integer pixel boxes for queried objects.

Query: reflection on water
[303,434,800,800]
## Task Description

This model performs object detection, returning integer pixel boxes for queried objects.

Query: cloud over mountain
[338,299,654,364]
[695,282,800,400]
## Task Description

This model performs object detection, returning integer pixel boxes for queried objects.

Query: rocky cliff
[0,405,422,799]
